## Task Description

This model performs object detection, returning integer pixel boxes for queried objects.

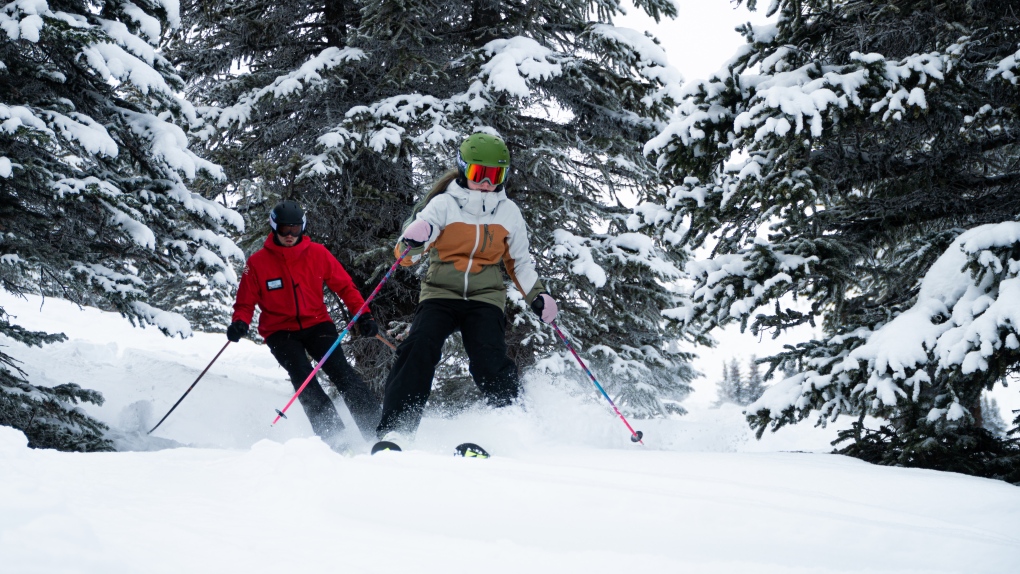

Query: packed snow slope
[2,293,1019,574]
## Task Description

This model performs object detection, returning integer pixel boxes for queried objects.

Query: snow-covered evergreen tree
[714,358,743,406]
[172,0,697,416]
[981,395,1008,437]
[715,356,768,407]
[640,0,1020,479]
[1,0,243,450]
[743,355,766,406]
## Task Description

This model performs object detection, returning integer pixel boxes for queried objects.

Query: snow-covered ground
[2,292,1019,573]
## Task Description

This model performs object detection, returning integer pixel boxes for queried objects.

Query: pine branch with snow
[1,0,243,449]
[642,0,1020,477]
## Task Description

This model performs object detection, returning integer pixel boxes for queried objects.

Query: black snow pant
[376,298,519,438]
[265,321,381,441]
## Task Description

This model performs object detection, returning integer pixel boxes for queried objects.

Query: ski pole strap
[272,246,412,425]
[552,321,644,444]
[148,340,231,435]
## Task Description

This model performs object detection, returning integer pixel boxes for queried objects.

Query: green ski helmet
[457,133,510,189]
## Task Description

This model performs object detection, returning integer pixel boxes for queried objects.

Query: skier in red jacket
[227,201,381,449]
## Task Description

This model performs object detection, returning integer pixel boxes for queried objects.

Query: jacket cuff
[524,283,545,306]
[396,241,428,264]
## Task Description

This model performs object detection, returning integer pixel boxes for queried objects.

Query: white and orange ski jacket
[395,181,545,310]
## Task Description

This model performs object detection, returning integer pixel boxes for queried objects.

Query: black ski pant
[265,321,381,441]
[376,298,519,438]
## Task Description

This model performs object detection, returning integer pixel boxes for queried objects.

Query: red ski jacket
[232,233,367,339]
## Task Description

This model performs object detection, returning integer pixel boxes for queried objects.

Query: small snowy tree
[982,395,1008,437]
[0,0,243,449]
[715,356,768,407]
[742,355,767,406]
[641,0,1020,479]
[714,358,744,407]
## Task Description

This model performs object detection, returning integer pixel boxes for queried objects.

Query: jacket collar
[446,180,506,216]
[263,232,310,259]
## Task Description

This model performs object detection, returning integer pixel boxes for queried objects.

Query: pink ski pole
[272,246,411,425]
[552,321,644,444]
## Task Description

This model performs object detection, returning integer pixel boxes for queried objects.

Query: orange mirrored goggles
[463,162,507,185]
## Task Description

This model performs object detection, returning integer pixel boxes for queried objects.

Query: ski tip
[371,440,401,455]
[454,443,490,459]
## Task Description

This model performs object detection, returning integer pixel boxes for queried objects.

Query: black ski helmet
[270,200,306,232]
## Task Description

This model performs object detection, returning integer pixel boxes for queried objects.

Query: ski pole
[375,333,397,351]
[332,290,397,351]
[551,321,644,444]
[148,340,231,435]
[272,246,411,425]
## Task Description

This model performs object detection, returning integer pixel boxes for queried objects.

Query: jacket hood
[263,232,310,259]
[445,180,506,217]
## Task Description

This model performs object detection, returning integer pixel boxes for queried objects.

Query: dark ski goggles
[275,224,302,237]
[463,162,507,185]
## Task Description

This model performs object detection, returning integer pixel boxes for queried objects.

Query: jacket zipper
[464,222,481,299]
[291,282,303,329]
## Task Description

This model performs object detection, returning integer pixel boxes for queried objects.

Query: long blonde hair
[402,168,459,229]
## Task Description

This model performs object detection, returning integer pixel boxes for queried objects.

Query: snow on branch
[477,36,563,98]
[988,46,1020,84]
[97,18,157,64]
[338,94,459,154]
[751,222,1020,426]
[101,200,156,249]
[43,109,120,158]
[606,233,683,279]
[1,0,45,42]
[646,48,953,161]
[52,176,122,199]
[81,43,174,95]
[118,1,165,41]
[685,241,818,327]
[71,263,146,297]
[183,229,245,263]
[552,229,607,288]
[211,47,366,129]
[163,186,244,231]
[119,108,223,181]
[6,97,201,188]
[130,301,192,338]
[589,24,684,105]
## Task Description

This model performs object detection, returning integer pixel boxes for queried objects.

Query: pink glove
[402,219,432,247]
[530,293,558,324]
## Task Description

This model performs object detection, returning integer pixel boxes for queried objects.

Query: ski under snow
[371,441,490,458]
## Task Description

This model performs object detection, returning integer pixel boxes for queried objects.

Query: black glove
[356,313,379,338]
[226,320,249,342]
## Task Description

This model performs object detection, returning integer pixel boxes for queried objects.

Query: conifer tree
[715,358,743,406]
[641,0,1020,479]
[981,395,1008,437]
[173,0,697,415]
[1,0,243,449]
[743,355,766,406]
